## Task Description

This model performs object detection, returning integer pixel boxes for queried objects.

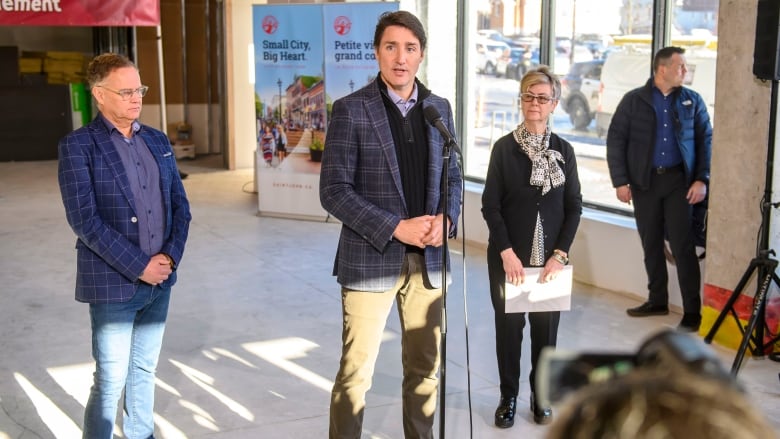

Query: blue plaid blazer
[319,79,462,292]
[58,116,191,303]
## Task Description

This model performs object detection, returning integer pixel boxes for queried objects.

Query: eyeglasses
[98,85,149,100]
[520,92,556,104]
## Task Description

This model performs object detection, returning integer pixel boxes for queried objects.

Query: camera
[536,329,736,408]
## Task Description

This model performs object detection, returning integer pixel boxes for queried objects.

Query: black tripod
[704,79,780,374]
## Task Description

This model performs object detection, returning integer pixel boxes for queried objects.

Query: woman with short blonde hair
[482,65,582,428]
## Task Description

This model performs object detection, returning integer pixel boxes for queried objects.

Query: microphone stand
[438,136,458,438]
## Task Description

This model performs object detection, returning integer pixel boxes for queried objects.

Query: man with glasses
[58,53,191,438]
[606,46,712,332]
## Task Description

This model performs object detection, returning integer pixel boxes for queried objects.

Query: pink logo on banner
[333,16,352,36]
[262,15,279,34]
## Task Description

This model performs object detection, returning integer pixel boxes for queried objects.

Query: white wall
[228,0,265,170]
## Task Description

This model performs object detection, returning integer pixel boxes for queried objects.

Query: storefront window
[670,0,718,127]
[465,1,541,178]
[293,0,719,215]
[551,0,624,210]
[460,0,718,214]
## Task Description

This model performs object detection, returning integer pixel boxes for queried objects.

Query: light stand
[704,79,780,374]
[277,78,283,124]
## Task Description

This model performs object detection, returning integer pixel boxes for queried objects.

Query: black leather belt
[654,163,684,174]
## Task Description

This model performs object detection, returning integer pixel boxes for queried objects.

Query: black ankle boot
[494,395,516,428]
[530,392,552,425]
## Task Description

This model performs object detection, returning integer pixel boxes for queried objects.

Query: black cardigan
[481,132,583,265]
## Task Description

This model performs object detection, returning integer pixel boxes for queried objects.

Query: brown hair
[87,53,137,89]
[520,65,561,99]
[373,10,427,52]
[653,46,686,73]
[547,370,778,439]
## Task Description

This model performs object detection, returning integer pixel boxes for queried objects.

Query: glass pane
[552,0,628,211]
[466,2,541,179]
[671,0,718,124]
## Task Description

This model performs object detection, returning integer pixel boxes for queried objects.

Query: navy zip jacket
[606,78,712,191]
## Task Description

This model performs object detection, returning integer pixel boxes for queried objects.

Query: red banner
[0,0,160,26]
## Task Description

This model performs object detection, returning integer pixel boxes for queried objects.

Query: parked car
[576,33,613,59]
[497,46,540,79]
[553,44,596,75]
[478,29,517,47]
[560,59,604,130]
[476,40,511,75]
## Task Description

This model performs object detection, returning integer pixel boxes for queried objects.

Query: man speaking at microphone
[319,10,462,438]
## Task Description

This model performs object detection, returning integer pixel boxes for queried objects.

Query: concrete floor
[1,156,778,438]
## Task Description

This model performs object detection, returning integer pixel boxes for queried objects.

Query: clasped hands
[501,248,565,286]
[139,253,173,285]
[393,214,450,248]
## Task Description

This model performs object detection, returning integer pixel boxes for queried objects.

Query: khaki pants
[329,253,442,439]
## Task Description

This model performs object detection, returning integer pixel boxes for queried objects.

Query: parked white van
[595,47,716,137]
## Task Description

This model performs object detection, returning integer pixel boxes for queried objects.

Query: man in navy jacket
[607,46,712,332]
[58,53,191,438]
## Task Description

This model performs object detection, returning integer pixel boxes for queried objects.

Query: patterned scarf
[512,122,566,195]
[512,122,566,265]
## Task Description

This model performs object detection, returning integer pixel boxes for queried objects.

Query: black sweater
[481,132,583,265]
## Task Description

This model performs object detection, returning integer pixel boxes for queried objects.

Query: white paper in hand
[505,266,573,313]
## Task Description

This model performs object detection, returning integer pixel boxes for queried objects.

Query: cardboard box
[19,57,43,73]
[42,51,87,85]
[173,143,196,159]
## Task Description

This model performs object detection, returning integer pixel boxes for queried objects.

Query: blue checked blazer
[58,116,191,304]
[319,79,462,292]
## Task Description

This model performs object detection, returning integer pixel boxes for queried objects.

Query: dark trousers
[631,168,701,315]
[487,248,560,398]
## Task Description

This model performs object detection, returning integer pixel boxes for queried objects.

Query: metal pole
[129,27,137,65]
[215,0,228,166]
[277,78,283,124]
[438,143,450,439]
[181,0,189,123]
[156,25,168,136]
[570,0,576,66]
[205,0,213,152]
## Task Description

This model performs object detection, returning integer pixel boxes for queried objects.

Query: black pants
[631,167,701,315]
[487,247,560,398]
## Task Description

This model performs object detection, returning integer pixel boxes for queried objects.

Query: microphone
[423,106,462,156]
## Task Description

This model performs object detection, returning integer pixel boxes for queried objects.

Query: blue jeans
[83,284,171,439]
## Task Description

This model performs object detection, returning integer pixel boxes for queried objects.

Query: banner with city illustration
[253,2,398,220]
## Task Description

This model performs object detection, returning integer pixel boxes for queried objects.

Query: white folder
[505,266,573,313]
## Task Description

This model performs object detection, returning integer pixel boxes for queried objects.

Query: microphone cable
[453,152,474,438]
[460,186,474,439]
